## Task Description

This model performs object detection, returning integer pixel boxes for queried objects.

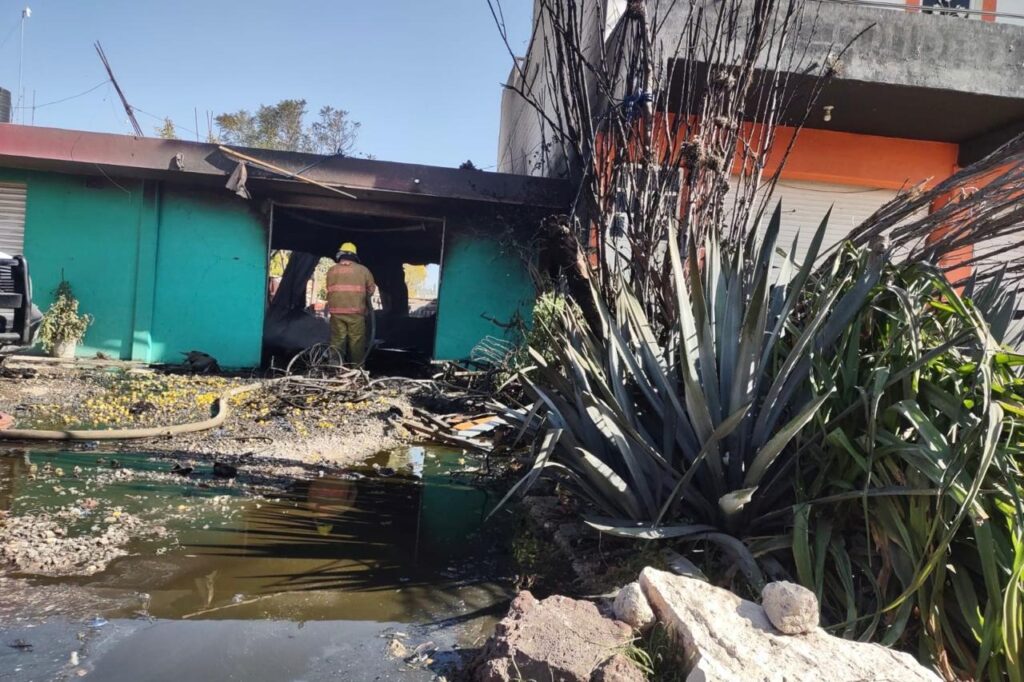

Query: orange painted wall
[643,114,959,190]
[756,126,958,189]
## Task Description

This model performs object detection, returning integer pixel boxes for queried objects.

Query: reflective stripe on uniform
[326,260,375,317]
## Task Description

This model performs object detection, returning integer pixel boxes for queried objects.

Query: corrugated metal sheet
[728,178,898,263]
[0,182,27,255]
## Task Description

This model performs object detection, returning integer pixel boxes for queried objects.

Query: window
[0,182,27,255]
[923,0,975,18]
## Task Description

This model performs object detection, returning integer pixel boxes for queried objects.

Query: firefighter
[326,242,376,364]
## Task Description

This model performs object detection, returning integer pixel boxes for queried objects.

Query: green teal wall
[0,169,144,359]
[1,169,267,367]
[149,188,266,367]
[434,229,534,361]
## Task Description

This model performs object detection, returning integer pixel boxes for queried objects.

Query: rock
[474,591,634,682]
[762,581,818,634]
[613,582,655,632]
[385,637,408,659]
[639,567,941,682]
[591,654,646,682]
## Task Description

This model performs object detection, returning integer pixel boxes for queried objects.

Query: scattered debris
[129,400,156,415]
[180,351,220,374]
[371,463,397,477]
[403,408,493,453]
[386,637,409,659]
[0,508,167,576]
[212,461,238,479]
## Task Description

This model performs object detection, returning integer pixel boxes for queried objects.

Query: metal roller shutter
[974,225,1024,346]
[0,182,27,255]
[727,178,898,263]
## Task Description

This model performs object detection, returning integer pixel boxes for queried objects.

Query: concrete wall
[433,226,535,362]
[800,3,1024,99]
[497,0,619,176]
[655,0,1024,99]
[149,187,267,367]
[0,168,267,367]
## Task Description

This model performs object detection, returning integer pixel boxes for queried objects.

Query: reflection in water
[0,449,29,512]
[0,447,512,624]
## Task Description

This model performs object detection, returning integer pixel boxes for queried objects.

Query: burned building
[0,126,569,367]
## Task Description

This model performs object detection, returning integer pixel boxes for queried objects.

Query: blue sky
[0,0,532,169]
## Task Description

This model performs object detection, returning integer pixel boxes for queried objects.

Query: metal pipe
[219,146,359,200]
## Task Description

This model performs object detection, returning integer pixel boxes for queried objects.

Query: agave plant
[500,228,1024,678]
[499,205,889,586]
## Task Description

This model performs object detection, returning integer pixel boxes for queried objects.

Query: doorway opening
[262,203,444,368]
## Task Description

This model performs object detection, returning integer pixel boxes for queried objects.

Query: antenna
[18,6,30,124]
[94,41,143,136]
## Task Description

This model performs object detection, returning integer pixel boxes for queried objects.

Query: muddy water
[0,447,512,681]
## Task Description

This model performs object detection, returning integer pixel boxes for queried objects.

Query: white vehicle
[0,251,40,351]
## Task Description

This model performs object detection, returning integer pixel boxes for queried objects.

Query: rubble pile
[473,567,944,681]
[0,508,166,575]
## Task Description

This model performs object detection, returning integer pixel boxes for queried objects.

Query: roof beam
[269,194,445,222]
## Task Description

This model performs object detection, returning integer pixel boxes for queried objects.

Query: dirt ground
[0,356,415,467]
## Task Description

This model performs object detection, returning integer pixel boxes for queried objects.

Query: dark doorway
[262,203,444,367]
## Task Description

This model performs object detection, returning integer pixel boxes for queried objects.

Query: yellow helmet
[339,242,358,255]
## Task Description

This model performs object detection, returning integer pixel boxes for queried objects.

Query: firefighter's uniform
[326,243,376,363]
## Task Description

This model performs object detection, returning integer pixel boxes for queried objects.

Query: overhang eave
[0,124,572,212]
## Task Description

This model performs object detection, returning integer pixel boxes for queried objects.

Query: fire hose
[0,381,273,442]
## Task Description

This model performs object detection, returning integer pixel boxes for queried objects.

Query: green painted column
[130,181,160,362]
[433,229,535,362]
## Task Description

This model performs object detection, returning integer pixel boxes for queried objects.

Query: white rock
[761,581,818,634]
[639,567,941,682]
[613,582,655,631]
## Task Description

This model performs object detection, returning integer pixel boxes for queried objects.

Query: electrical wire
[776,181,893,195]
[13,79,111,110]
[0,18,18,52]
[133,106,201,139]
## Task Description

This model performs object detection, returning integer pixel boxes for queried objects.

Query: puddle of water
[0,446,513,681]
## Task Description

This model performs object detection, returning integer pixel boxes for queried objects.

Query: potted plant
[38,281,93,359]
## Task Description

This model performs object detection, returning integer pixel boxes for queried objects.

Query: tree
[308,105,360,156]
[214,99,360,155]
[156,117,177,140]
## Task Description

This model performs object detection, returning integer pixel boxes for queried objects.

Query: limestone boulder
[639,567,941,682]
[474,591,637,682]
[761,581,819,634]
[613,582,656,632]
